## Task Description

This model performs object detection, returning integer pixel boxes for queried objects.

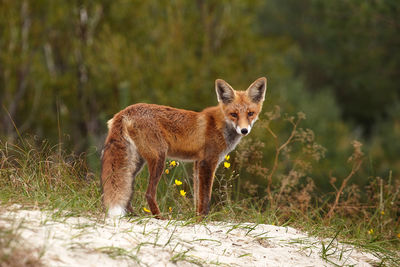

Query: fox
[101,77,267,218]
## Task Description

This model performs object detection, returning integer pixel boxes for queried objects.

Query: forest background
[1,0,399,209]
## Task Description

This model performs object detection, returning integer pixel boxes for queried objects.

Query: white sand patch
[0,205,378,267]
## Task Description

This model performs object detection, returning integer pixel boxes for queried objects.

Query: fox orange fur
[101,77,267,218]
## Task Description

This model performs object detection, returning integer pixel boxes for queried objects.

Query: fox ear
[246,77,267,103]
[216,79,235,104]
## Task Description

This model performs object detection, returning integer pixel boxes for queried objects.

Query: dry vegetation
[0,221,43,267]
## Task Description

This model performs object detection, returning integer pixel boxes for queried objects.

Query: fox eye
[230,113,238,118]
[248,112,254,117]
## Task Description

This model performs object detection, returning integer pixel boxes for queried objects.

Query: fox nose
[241,128,248,135]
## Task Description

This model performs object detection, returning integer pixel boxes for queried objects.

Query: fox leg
[197,159,218,216]
[101,139,144,217]
[193,161,200,212]
[125,157,145,214]
[144,152,166,218]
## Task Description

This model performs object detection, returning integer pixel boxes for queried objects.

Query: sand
[0,205,379,266]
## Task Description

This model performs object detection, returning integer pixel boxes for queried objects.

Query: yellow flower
[165,169,169,174]
[380,210,385,215]
[180,190,186,197]
[169,207,172,213]
[169,160,177,167]
[143,207,151,213]
[225,155,230,161]
[175,179,182,186]
[368,229,374,235]
[397,233,400,239]
[224,161,231,168]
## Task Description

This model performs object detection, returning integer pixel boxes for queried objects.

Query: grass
[95,246,141,263]
[0,140,101,216]
[0,108,399,266]
[170,249,205,266]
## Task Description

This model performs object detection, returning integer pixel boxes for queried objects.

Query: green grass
[95,246,141,263]
[0,139,399,266]
[0,140,101,216]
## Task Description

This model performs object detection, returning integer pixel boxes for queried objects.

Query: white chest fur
[219,122,242,165]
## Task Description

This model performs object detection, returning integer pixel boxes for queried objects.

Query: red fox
[101,77,267,218]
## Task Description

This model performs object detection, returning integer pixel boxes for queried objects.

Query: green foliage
[1,0,282,151]
[370,104,400,176]
[259,0,400,131]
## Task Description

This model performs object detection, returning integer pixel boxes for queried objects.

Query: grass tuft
[0,140,101,216]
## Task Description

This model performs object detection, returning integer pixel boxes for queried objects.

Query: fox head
[216,77,267,136]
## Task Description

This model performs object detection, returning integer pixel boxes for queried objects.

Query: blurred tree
[259,0,400,133]
[1,0,284,150]
[0,0,397,185]
[370,103,400,176]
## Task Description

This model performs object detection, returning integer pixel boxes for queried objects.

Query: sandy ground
[0,205,379,267]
